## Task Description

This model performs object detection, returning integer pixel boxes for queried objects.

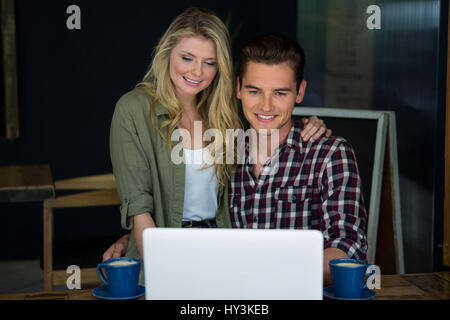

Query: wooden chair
[43,173,121,291]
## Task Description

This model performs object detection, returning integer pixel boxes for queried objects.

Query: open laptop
[142,228,323,300]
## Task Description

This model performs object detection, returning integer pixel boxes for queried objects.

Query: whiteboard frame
[384,111,405,273]
[292,107,402,269]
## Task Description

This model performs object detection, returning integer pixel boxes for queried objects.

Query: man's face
[237,61,306,138]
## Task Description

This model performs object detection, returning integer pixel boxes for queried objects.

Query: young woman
[107,8,329,276]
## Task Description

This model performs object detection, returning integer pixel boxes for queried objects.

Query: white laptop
[142,228,323,300]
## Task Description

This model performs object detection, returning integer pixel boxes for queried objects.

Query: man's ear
[236,77,242,99]
[295,80,307,104]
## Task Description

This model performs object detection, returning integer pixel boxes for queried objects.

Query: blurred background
[0,0,447,282]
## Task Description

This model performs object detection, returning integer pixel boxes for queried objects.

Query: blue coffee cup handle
[97,263,108,286]
[363,264,376,289]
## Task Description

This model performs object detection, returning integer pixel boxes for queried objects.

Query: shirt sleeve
[110,93,154,231]
[319,140,368,261]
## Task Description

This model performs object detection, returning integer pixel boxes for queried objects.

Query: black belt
[182,219,216,228]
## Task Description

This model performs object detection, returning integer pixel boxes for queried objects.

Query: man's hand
[301,116,332,142]
[323,247,349,286]
[102,233,131,262]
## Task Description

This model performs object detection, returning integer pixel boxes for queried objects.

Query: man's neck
[250,119,293,178]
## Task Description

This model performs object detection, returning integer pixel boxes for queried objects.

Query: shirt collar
[283,120,305,153]
[241,119,305,167]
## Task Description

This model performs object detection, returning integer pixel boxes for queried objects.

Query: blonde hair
[137,7,241,187]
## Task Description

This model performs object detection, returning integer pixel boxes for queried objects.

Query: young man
[103,34,367,285]
[229,34,367,284]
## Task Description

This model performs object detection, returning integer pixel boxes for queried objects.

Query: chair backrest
[43,173,121,290]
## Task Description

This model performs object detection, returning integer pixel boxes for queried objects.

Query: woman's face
[169,36,218,104]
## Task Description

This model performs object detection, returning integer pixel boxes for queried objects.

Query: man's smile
[256,114,278,122]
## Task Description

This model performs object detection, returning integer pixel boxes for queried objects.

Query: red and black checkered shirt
[229,120,368,261]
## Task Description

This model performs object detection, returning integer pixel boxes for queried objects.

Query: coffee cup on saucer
[329,258,374,299]
[96,257,141,298]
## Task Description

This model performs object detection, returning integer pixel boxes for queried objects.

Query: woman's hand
[301,116,332,142]
[102,233,131,261]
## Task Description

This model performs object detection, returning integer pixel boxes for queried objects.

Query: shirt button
[292,195,297,202]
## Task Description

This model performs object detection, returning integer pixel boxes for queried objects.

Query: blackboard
[292,107,391,266]
[291,116,378,215]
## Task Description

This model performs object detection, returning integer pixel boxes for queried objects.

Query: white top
[182,147,218,221]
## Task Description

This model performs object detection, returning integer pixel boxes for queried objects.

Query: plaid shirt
[229,120,368,261]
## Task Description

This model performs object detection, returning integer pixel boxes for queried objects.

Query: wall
[1,1,447,274]
[297,0,447,273]
[0,0,297,261]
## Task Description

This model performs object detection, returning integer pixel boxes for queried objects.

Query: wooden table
[0,164,55,202]
[374,272,450,300]
[0,272,449,300]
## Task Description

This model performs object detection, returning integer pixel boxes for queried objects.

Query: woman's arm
[110,91,156,256]
[102,233,131,261]
[132,212,157,258]
[102,211,156,261]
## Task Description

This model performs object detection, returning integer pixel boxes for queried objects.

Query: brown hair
[237,34,306,89]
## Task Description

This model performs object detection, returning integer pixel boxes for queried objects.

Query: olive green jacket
[110,88,232,283]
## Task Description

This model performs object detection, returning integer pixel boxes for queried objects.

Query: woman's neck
[178,104,205,150]
[176,89,197,111]
[176,92,206,149]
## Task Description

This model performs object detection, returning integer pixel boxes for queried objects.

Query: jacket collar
[153,100,170,117]
[138,87,170,117]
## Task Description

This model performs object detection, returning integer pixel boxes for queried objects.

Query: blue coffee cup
[329,258,374,299]
[97,257,141,297]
